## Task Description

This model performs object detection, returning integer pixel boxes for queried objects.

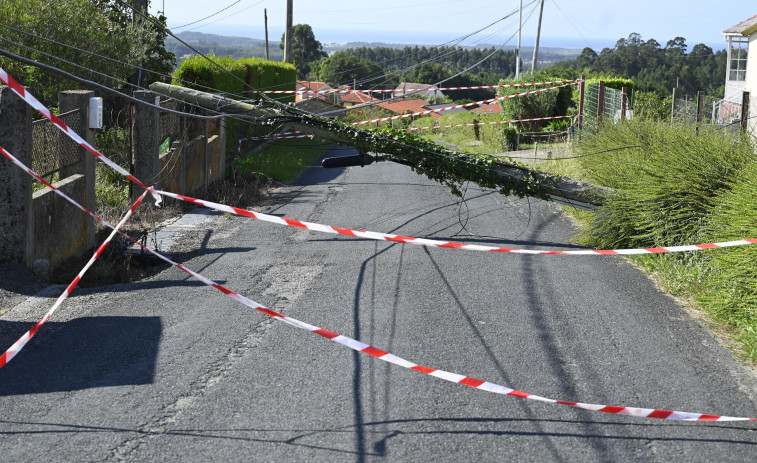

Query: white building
[722,14,757,133]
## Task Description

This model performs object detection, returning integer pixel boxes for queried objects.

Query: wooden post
[620,86,628,121]
[741,91,750,134]
[264,9,269,61]
[284,0,293,64]
[578,74,585,137]
[671,87,679,123]
[696,91,704,135]
[597,80,605,124]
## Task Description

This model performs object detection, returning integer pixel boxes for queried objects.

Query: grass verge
[236,137,328,182]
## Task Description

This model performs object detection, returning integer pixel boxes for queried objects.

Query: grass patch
[236,138,328,182]
[410,112,508,155]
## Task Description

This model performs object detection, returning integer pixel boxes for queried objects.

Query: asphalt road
[2,148,757,461]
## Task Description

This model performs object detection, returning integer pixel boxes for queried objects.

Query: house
[377,99,442,119]
[392,82,445,100]
[295,81,334,102]
[339,91,381,108]
[293,96,343,117]
[722,14,757,133]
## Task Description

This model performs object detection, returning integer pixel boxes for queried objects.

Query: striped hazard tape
[405,115,573,132]
[249,80,578,95]
[0,68,160,205]
[154,189,757,255]
[237,132,314,153]
[352,82,578,126]
[3,67,757,256]
[0,185,149,370]
[1,145,754,421]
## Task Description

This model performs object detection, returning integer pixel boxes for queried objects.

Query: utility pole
[516,0,522,79]
[284,0,293,64]
[264,8,270,60]
[131,0,148,87]
[531,0,544,74]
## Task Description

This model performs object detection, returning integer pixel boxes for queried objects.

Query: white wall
[748,33,757,136]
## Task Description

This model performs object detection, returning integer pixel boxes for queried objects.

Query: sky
[150,0,757,51]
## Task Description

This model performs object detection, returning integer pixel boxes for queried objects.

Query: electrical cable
[0,46,235,121]
[181,0,268,32]
[0,21,252,103]
[318,1,540,116]
[171,0,242,29]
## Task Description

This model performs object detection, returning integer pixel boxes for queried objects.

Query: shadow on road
[0,316,161,396]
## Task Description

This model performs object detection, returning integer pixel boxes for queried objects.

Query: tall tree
[318,52,382,88]
[280,24,327,80]
[0,0,174,104]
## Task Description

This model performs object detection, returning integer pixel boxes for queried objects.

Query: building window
[729,37,748,81]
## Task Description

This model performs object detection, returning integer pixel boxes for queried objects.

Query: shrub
[577,121,753,250]
[173,54,296,160]
[498,70,574,132]
[501,127,518,151]
[698,150,757,358]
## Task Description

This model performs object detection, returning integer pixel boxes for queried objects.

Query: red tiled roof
[377,99,441,117]
[470,102,502,113]
[296,81,332,91]
[341,92,380,105]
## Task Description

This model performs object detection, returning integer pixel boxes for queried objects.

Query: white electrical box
[88,97,103,129]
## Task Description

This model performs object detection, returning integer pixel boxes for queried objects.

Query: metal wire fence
[583,84,627,131]
[31,109,81,179]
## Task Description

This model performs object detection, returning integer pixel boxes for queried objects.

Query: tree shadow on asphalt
[0,416,755,457]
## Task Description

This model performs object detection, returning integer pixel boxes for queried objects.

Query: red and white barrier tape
[0,68,160,205]
[0,188,149,370]
[352,82,578,126]
[521,132,569,138]
[1,146,753,421]
[250,80,578,94]
[153,189,757,255]
[3,68,757,256]
[237,133,314,153]
[405,115,573,132]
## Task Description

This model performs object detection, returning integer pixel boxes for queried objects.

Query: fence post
[132,90,160,197]
[596,81,605,124]
[741,91,751,134]
[620,86,628,121]
[671,87,679,123]
[0,86,33,263]
[58,90,96,250]
[578,74,585,137]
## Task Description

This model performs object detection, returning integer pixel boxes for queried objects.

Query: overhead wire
[318,0,540,116]
[171,0,242,29]
[329,1,539,95]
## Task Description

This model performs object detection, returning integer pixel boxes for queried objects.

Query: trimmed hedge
[173,55,296,160]
[173,54,296,101]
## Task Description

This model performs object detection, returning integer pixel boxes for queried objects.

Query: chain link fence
[31,109,81,179]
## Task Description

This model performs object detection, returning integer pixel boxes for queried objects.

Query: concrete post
[132,90,160,196]
[59,90,95,250]
[0,86,33,263]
